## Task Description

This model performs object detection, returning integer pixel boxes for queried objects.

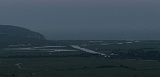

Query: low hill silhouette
[0,25,47,48]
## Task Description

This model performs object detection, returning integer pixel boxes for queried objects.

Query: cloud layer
[0,0,160,40]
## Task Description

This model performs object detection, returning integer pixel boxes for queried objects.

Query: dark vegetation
[1,57,160,77]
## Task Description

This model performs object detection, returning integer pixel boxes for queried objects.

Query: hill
[0,25,47,48]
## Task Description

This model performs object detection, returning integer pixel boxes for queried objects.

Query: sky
[0,0,160,40]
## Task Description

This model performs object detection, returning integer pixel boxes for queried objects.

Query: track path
[71,45,107,57]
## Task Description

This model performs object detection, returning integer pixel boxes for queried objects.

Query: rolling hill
[0,25,47,48]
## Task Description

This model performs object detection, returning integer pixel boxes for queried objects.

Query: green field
[0,57,160,77]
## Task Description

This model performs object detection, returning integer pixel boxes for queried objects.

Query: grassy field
[0,57,160,77]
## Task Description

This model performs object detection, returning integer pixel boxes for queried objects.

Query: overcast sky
[0,0,160,40]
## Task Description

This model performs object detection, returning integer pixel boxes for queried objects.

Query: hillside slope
[0,25,47,48]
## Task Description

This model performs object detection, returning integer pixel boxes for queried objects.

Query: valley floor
[0,57,160,77]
